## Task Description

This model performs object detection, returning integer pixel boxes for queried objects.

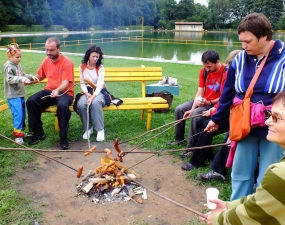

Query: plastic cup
[206,188,219,209]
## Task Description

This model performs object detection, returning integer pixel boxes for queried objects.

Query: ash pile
[76,155,147,204]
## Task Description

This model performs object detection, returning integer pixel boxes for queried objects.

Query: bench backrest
[42,67,163,98]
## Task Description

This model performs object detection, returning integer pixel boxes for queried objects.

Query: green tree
[101,0,114,29]
[0,1,9,28]
[61,0,82,30]
[23,1,35,27]
[206,0,230,29]
[176,0,195,20]
[277,16,285,30]
[1,0,22,24]
[163,0,177,21]
[41,0,53,29]
[80,0,94,29]
[253,0,284,30]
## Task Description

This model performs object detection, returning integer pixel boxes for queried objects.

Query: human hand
[204,120,219,132]
[202,110,211,117]
[23,78,31,85]
[85,92,92,98]
[199,199,227,224]
[183,110,193,118]
[86,95,95,106]
[50,90,59,98]
[31,76,39,82]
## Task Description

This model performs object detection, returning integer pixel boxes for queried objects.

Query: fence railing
[2,36,244,50]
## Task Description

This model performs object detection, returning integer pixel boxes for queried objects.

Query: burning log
[82,182,94,194]
[76,155,144,204]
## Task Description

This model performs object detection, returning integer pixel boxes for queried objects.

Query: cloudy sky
[176,0,208,6]
[194,0,208,5]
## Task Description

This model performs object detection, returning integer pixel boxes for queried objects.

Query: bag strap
[246,40,275,98]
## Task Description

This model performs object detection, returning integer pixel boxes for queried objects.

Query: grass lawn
[0,50,231,224]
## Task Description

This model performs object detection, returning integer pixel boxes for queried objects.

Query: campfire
[76,147,147,205]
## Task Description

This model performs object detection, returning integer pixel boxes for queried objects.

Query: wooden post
[29,43,32,50]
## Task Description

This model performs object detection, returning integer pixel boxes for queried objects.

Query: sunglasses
[267,111,285,123]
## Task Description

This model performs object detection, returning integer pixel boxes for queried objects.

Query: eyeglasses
[267,111,285,123]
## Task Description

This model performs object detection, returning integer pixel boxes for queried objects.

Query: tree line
[0,0,285,31]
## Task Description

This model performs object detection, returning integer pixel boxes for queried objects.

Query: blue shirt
[212,39,285,137]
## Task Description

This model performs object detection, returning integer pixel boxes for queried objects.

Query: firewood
[82,182,94,194]
[88,178,109,184]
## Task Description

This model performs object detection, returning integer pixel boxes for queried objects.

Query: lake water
[1,31,285,64]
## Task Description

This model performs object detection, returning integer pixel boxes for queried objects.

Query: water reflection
[174,31,204,40]
[0,31,266,63]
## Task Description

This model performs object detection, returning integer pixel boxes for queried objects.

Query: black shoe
[181,162,197,171]
[179,150,193,158]
[166,139,186,146]
[28,131,46,145]
[197,170,226,182]
[60,138,69,150]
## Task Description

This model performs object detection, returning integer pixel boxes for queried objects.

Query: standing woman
[77,45,105,141]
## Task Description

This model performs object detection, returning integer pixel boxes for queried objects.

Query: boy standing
[4,44,39,144]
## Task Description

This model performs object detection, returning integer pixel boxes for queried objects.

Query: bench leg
[146,109,152,130]
[141,109,145,121]
[54,113,60,133]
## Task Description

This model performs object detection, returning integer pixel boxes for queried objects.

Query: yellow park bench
[0,100,9,112]
[41,67,168,132]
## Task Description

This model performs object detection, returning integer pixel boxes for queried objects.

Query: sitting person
[167,50,226,147]
[26,37,74,150]
[76,45,106,141]
[181,50,240,172]
[201,89,285,225]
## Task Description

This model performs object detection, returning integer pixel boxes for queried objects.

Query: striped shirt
[213,155,285,225]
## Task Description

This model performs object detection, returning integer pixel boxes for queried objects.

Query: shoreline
[0,48,202,65]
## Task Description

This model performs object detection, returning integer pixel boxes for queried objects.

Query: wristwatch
[209,100,213,106]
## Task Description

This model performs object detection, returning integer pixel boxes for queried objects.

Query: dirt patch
[11,141,207,225]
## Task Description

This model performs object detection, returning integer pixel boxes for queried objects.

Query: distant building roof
[175,22,203,25]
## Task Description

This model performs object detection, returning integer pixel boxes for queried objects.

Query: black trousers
[26,90,73,139]
[210,132,230,176]
[189,117,229,167]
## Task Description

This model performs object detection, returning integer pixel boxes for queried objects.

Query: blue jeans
[230,135,284,200]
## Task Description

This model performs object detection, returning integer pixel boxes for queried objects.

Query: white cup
[206,188,219,209]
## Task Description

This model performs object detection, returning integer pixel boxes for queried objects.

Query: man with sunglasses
[205,13,284,201]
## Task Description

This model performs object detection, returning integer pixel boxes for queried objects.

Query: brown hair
[273,90,285,108]
[238,13,272,41]
[46,37,60,48]
[225,50,241,65]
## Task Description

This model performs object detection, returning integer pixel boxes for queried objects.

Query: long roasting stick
[0,134,78,172]
[125,173,207,218]
[119,114,203,145]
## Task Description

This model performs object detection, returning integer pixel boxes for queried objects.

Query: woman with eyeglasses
[205,13,284,201]
[201,89,285,225]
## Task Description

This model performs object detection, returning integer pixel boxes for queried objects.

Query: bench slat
[40,67,169,131]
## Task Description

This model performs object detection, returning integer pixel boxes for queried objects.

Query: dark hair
[238,13,272,41]
[81,45,103,67]
[46,37,60,48]
[273,90,285,107]
[201,50,220,64]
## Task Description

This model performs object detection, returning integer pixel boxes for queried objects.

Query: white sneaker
[96,129,105,141]
[15,138,24,144]
[83,128,93,139]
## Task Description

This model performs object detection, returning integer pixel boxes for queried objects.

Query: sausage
[83,145,97,156]
[119,150,125,157]
[77,166,83,178]
[89,145,97,152]
[104,148,112,156]
[102,160,115,172]
[84,78,96,88]
[84,152,91,156]
[113,139,121,153]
